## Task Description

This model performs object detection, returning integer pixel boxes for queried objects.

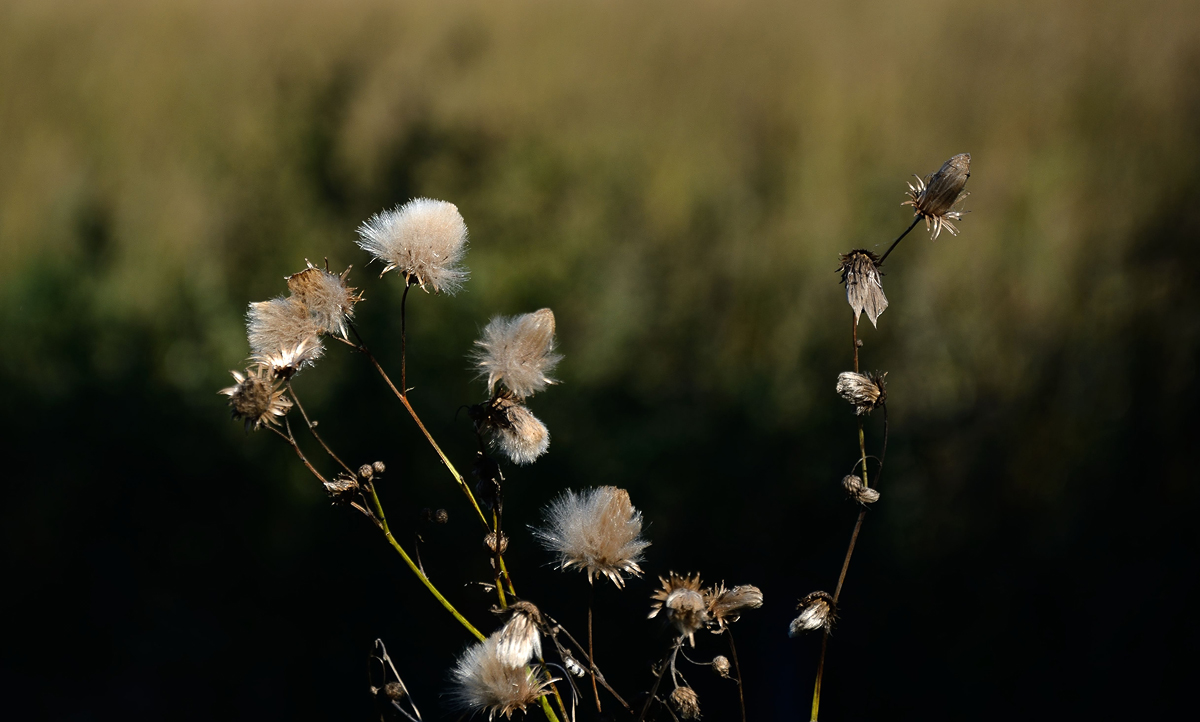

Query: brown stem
[268,420,328,484]
[727,628,747,722]
[638,638,682,722]
[877,215,922,267]
[287,381,355,477]
[852,312,860,373]
[589,584,602,713]
[400,281,411,394]
[545,615,631,709]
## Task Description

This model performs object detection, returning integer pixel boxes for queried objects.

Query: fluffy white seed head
[246,297,325,369]
[473,308,561,400]
[355,198,469,294]
[450,633,552,720]
[285,262,360,339]
[534,486,650,588]
[492,402,550,465]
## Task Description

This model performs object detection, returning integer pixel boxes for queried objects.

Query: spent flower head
[450,631,553,720]
[836,371,887,415]
[842,474,880,505]
[220,367,292,431]
[903,153,971,239]
[705,583,764,631]
[789,591,836,636]
[285,261,361,339]
[473,396,551,466]
[839,249,888,328]
[473,308,561,400]
[669,686,702,720]
[534,486,650,588]
[649,572,709,645]
[355,198,469,293]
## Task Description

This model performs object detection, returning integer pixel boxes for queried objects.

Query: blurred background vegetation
[2,0,1198,719]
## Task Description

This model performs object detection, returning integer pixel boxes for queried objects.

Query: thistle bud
[789,591,836,636]
[358,464,375,481]
[434,509,449,524]
[842,474,880,504]
[836,371,887,415]
[373,461,386,475]
[379,682,406,701]
[838,249,888,328]
[669,686,702,720]
[485,531,510,555]
[711,655,732,678]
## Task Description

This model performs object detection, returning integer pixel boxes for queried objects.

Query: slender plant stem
[877,215,922,267]
[287,382,355,477]
[538,695,563,722]
[546,616,631,709]
[810,632,828,722]
[588,584,602,713]
[726,628,748,722]
[638,639,682,722]
[269,421,328,484]
[400,282,411,394]
[491,510,508,609]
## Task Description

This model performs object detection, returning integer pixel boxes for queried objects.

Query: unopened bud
[380,682,405,701]
[485,531,510,555]
[433,508,449,524]
[358,464,374,481]
[712,655,731,678]
[373,461,386,474]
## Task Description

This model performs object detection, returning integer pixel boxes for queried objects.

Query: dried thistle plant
[285,260,361,339]
[706,583,765,631]
[903,152,971,239]
[220,366,292,430]
[450,629,554,720]
[355,197,469,293]
[473,308,561,400]
[839,249,888,328]
[835,370,887,415]
[649,572,709,646]
[246,296,325,365]
[534,486,650,587]
[789,591,836,636]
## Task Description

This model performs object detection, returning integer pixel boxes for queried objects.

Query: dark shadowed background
[2,0,1198,719]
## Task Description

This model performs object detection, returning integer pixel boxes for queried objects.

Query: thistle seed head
[494,603,543,669]
[842,474,880,504]
[705,583,764,631]
[838,249,888,328]
[534,486,650,588]
[789,591,836,636]
[476,396,551,465]
[450,632,553,720]
[285,261,361,339]
[669,686,702,720]
[220,367,292,431]
[246,297,325,372]
[649,572,709,645]
[355,198,469,294]
[903,153,971,239]
[473,308,562,400]
[836,371,887,415]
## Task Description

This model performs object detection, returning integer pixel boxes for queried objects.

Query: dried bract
[705,583,764,630]
[473,308,561,400]
[534,486,650,588]
[285,261,361,339]
[476,396,551,465]
[246,297,325,369]
[669,686,702,720]
[450,633,553,720]
[356,198,469,293]
[839,249,888,328]
[324,473,360,502]
[220,367,292,430]
[836,371,887,415]
[649,573,709,645]
[903,153,971,239]
[789,591,836,636]
[842,474,880,504]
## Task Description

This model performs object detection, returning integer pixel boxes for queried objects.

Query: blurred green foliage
[2,0,1198,719]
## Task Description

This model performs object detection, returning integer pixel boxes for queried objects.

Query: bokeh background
[3,0,1198,719]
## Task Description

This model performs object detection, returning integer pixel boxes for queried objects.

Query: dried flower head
[839,249,888,328]
[903,153,971,239]
[473,308,561,400]
[220,367,292,430]
[669,686,702,720]
[285,261,361,339]
[705,583,764,631]
[711,655,731,678]
[649,573,709,645]
[252,337,322,380]
[356,198,469,293]
[842,474,880,504]
[484,531,510,555]
[789,591,836,636]
[323,473,360,502]
[534,486,650,588]
[475,396,551,465]
[836,371,887,415]
[494,602,544,669]
[246,297,325,369]
[450,633,553,720]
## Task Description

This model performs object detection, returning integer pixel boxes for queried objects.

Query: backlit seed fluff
[836,371,887,415]
[220,367,292,430]
[356,198,469,293]
[473,309,562,400]
[842,474,880,504]
[903,153,971,239]
[839,250,888,328]
[478,397,551,465]
[649,573,709,646]
[669,686,702,720]
[285,261,361,339]
[534,486,650,588]
[705,583,764,630]
[246,297,325,369]
[252,337,321,380]
[450,634,553,720]
[789,591,836,637]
